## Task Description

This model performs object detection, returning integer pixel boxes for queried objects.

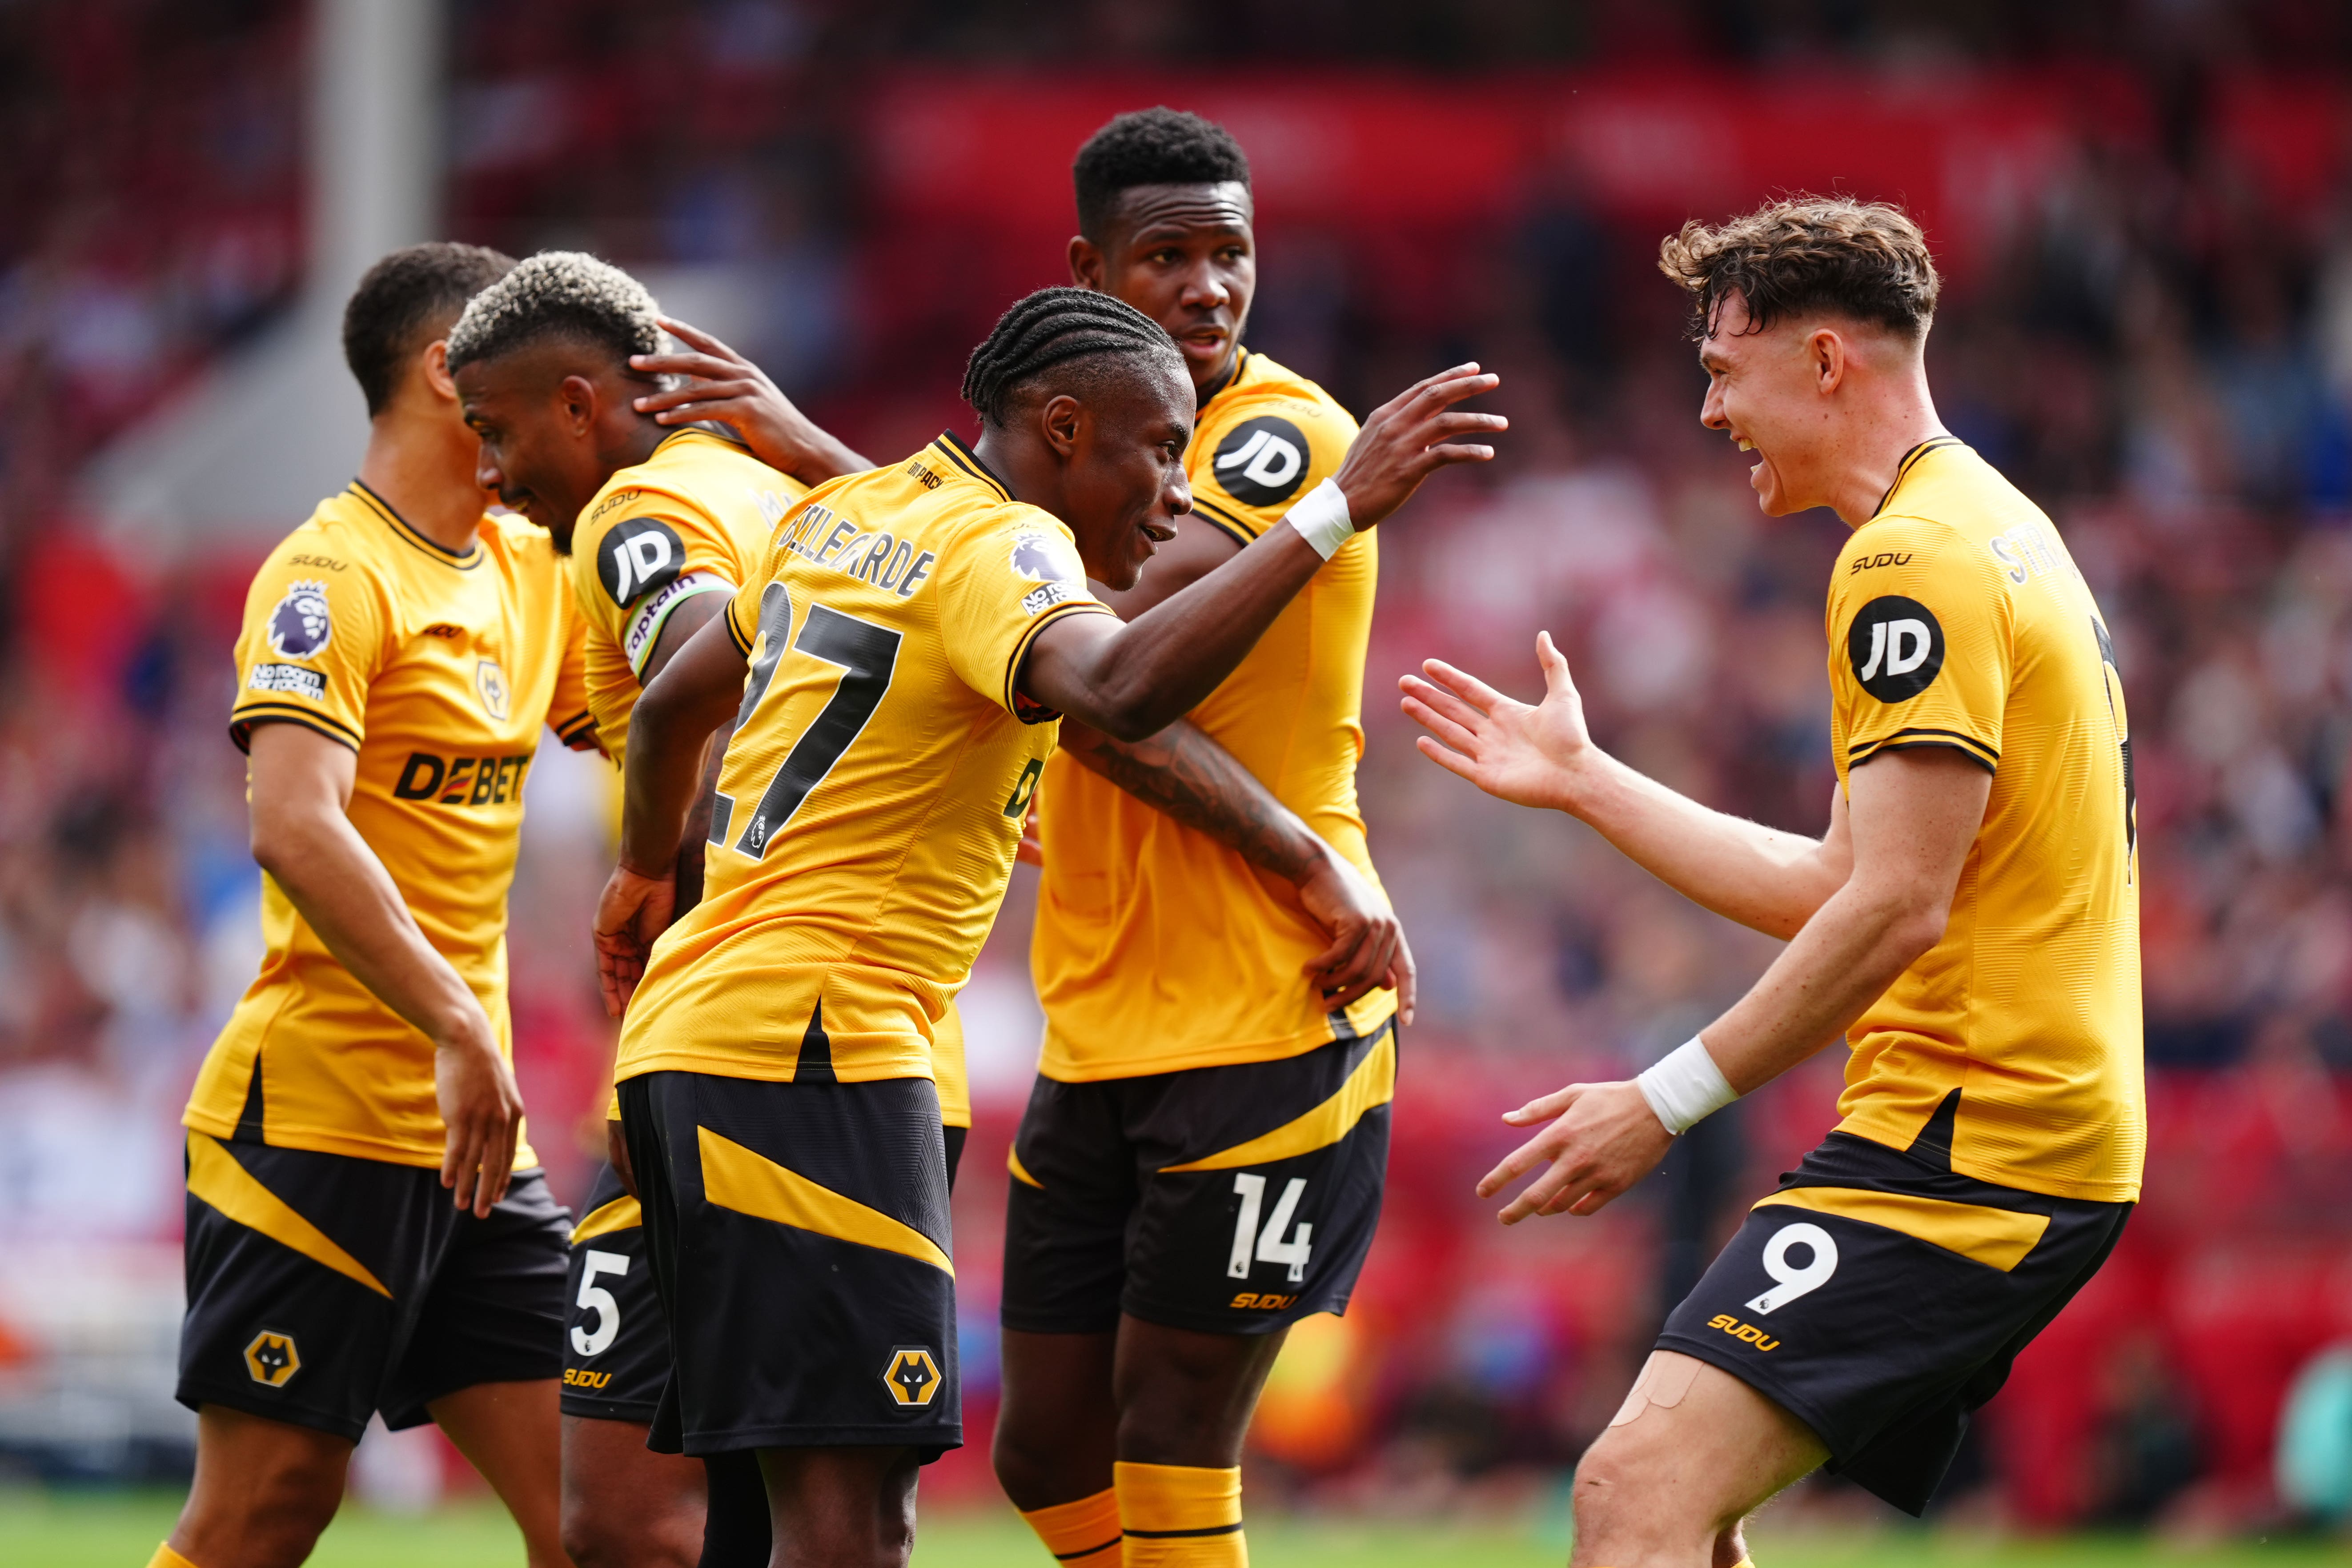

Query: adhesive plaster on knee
[1605,1353,1701,1428]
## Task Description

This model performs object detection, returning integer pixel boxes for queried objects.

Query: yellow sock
[1115,1461,1245,1568]
[148,1547,201,1568]
[1019,1487,1122,1566]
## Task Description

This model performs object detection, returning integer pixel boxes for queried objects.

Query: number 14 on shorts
[1229,1172,1313,1282]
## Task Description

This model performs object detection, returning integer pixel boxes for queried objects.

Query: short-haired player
[450,251,877,1568]
[994,109,1421,1568]
[161,244,599,1568]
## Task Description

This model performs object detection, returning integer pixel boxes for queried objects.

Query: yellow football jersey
[614,433,1115,1090]
[187,482,594,1170]
[569,431,971,1128]
[1826,438,2143,1203]
[1030,348,1393,1081]
[570,428,807,761]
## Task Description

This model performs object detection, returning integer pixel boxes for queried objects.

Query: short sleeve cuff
[1847,727,1999,773]
[229,704,362,754]
[1002,601,1120,722]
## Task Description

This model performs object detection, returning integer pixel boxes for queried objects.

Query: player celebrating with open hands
[590,288,1497,1568]
[1404,199,2140,1568]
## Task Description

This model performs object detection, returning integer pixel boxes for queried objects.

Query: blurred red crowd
[0,0,2349,1528]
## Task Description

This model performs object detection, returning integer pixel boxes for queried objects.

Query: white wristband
[1284,477,1355,560]
[1636,1037,1739,1135]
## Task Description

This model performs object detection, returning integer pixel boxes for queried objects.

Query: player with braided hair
[586,285,1499,1566]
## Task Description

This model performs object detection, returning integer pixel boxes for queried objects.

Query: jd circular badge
[1210,416,1311,507]
[1846,595,1945,702]
[598,518,685,606]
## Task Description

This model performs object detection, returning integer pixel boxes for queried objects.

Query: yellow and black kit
[1663,439,2143,1514]
[175,1132,569,1441]
[1003,1020,1394,1336]
[187,483,594,1170]
[614,434,1113,1456]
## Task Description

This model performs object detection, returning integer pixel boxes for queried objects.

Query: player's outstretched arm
[630,315,873,484]
[1402,631,1848,939]
[1058,718,1416,1022]
[245,722,521,1218]
[1023,365,1502,741]
[1476,746,1990,1224]
[593,613,750,1017]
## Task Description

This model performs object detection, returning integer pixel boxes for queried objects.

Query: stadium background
[3,0,2352,1556]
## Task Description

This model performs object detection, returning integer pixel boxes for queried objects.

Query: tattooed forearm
[1057,717,1326,882]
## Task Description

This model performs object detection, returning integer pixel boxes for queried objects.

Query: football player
[162,244,598,1568]
[995,109,1413,1568]
[1403,197,2141,1566]
[593,287,1500,1566]
[448,251,887,1568]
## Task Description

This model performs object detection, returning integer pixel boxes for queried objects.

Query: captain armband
[1284,478,1355,561]
[1636,1036,1739,1135]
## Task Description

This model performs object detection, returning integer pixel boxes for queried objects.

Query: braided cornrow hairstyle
[960,286,1185,428]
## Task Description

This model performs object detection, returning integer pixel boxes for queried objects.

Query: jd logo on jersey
[244,1329,301,1388]
[883,1347,943,1408]
[598,518,684,606]
[476,660,510,720]
[1212,416,1310,507]
[265,580,333,660]
[1847,595,1945,702]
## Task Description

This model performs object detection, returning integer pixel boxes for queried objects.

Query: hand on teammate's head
[631,316,869,485]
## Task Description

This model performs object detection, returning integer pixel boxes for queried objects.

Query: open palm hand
[1399,631,1594,811]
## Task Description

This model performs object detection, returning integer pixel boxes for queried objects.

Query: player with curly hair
[1405,197,2141,1566]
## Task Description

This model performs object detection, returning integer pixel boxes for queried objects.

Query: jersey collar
[932,431,1013,503]
[1870,435,1966,521]
[1198,344,1252,417]
[349,479,483,569]
[653,424,744,457]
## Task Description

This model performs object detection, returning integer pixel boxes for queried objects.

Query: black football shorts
[1002,1019,1395,1337]
[562,1123,971,1423]
[618,1071,961,1458]
[1657,1123,2131,1516]
[560,1161,666,1422]
[177,1131,569,1443]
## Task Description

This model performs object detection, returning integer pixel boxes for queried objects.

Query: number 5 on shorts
[572,1249,628,1357]
[1746,1222,1838,1315]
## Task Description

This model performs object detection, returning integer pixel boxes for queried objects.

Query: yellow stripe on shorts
[185,1131,392,1297]
[571,1195,642,1244]
[1157,1028,1396,1175]
[697,1126,953,1275]
[1753,1185,2049,1271]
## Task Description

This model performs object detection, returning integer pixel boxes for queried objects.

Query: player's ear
[1810,326,1846,395]
[420,340,458,403]
[1068,235,1104,290]
[1040,393,1084,460]
[558,373,600,435]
